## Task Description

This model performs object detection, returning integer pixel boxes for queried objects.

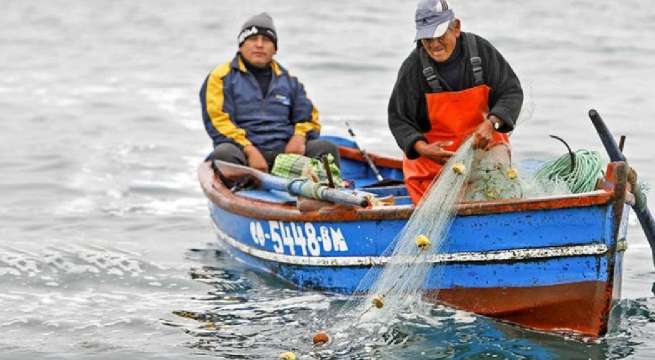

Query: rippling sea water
[1,0,654,358]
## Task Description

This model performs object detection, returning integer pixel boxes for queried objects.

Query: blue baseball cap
[415,0,455,41]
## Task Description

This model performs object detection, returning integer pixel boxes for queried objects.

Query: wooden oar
[588,109,655,267]
[214,160,370,208]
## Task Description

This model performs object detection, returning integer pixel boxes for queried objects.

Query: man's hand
[414,140,455,165]
[243,145,269,173]
[284,134,306,155]
[473,116,499,150]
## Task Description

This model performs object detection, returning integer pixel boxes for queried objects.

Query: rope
[534,149,606,193]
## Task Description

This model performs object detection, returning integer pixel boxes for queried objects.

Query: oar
[214,160,370,208]
[588,109,655,268]
[345,121,385,182]
[345,122,404,187]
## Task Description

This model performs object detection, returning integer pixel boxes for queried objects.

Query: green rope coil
[534,150,606,193]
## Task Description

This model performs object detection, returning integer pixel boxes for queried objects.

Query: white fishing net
[322,138,476,344]
[315,139,578,352]
[464,144,572,201]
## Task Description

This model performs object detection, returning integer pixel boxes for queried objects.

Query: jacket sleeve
[289,77,320,140]
[479,36,524,133]
[388,53,428,159]
[200,63,252,148]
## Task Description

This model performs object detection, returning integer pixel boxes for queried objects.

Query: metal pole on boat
[345,121,385,182]
[213,160,370,207]
[588,109,655,268]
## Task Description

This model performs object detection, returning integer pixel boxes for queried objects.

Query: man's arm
[388,52,429,160]
[478,36,524,133]
[287,77,320,154]
[200,63,252,148]
[201,63,268,172]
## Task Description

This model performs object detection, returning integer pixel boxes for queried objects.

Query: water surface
[1,0,654,358]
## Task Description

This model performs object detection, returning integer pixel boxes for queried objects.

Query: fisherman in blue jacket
[200,12,339,173]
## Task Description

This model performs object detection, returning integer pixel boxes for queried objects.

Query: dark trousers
[209,140,340,170]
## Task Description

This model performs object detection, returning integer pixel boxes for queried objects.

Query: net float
[506,168,518,179]
[312,330,330,345]
[371,295,384,309]
[416,234,431,250]
[452,163,466,175]
[279,352,296,360]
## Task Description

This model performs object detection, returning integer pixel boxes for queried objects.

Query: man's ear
[453,18,462,38]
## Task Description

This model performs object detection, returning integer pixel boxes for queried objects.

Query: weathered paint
[213,220,609,266]
[212,217,611,289]
[210,200,615,257]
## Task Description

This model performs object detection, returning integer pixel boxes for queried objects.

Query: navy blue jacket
[200,54,320,151]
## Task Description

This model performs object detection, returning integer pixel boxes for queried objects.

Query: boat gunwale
[198,161,618,222]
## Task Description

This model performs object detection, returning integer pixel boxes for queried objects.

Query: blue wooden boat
[198,135,630,337]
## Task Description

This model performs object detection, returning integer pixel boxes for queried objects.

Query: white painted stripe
[212,223,609,267]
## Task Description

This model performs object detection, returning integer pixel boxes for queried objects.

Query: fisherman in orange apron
[388,0,524,204]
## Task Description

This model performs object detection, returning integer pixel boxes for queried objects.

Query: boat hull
[208,197,628,337]
[431,280,612,337]
[199,145,630,338]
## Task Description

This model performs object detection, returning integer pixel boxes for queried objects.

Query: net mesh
[315,140,603,352]
[325,138,477,342]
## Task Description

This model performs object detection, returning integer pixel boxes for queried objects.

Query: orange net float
[371,295,384,309]
[312,330,330,345]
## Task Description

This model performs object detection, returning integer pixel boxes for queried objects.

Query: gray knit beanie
[237,12,278,49]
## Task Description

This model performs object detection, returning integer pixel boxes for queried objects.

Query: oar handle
[588,109,626,162]
[588,109,655,268]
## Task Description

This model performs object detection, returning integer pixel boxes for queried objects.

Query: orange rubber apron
[403,84,509,204]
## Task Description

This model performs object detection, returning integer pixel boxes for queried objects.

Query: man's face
[239,34,276,67]
[421,20,461,63]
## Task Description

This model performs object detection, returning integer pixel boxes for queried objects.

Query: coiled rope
[534,136,606,193]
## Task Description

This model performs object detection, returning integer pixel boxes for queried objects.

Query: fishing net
[322,138,477,345]
[464,144,522,201]
[313,138,607,353]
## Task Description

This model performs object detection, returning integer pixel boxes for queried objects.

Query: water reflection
[177,248,654,359]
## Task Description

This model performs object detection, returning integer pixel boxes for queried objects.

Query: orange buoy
[312,330,330,345]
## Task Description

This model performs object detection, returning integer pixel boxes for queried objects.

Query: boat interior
[230,135,412,206]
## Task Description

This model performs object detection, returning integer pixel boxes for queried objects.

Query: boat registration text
[249,221,348,256]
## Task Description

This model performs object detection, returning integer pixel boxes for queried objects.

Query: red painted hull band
[425,280,612,337]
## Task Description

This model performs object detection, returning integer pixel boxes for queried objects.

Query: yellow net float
[506,168,518,180]
[415,234,431,250]
[279,352,296,360]
[452,163,466,175]
[371,295,385,309]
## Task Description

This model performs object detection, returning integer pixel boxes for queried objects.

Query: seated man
[200,12,339,174]
[388,0,523,204]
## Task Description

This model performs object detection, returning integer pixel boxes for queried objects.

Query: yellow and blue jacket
[200,54,320,151]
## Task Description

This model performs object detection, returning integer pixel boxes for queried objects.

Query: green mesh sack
[271,153,344,188]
